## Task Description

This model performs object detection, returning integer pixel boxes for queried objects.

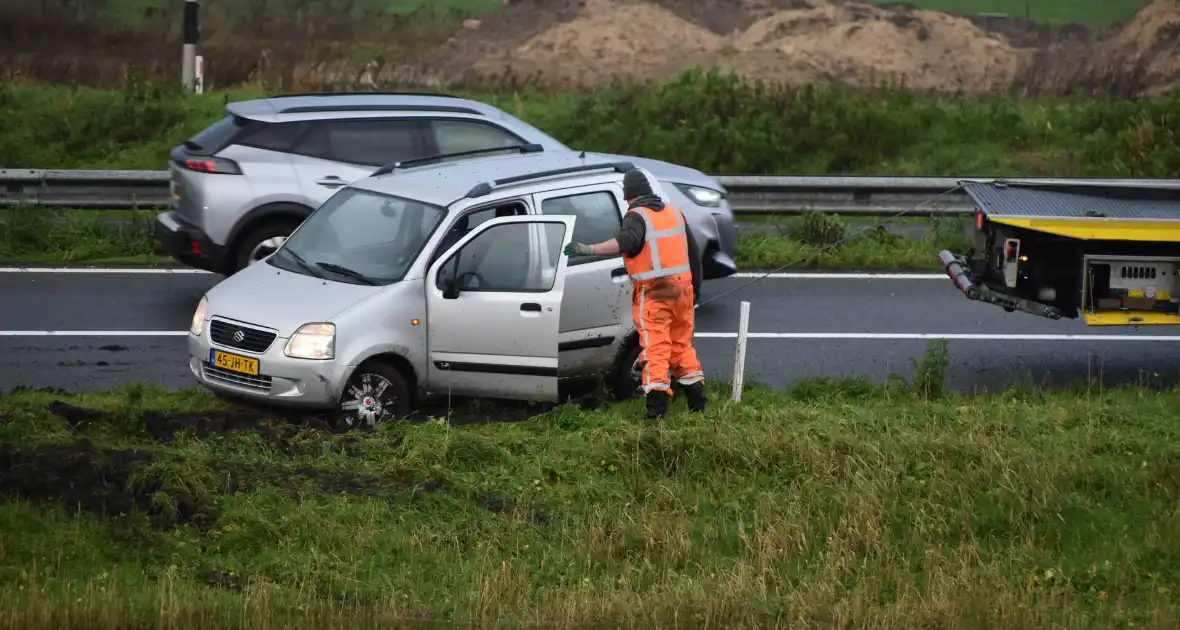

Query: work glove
[564,242,593,257]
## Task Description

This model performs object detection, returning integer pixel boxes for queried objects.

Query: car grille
[210,318,277,353]
[202,364,273,392]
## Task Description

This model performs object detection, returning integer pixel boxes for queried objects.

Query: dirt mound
[396,0,1026,91]
[1085,0,1180,96]
[720,2,1023,92]
[394,0,1179,96]
[1011,0,1180,97]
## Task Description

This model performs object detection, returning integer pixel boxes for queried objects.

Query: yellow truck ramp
[940,179,1180,326]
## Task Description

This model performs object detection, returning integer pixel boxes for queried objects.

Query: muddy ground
[1,0,1177,97]
[0,399,552,545]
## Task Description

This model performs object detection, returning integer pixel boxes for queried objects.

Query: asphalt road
[3,267,1180,395]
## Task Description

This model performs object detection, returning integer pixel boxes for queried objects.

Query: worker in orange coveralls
[563,168,706,419]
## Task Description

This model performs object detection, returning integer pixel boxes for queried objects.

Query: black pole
[182,0,201,92]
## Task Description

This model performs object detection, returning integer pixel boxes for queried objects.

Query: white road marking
[728,272,944,279]
[694,332,1180,341]
[1,331,1177,341]
[0,267,946,280]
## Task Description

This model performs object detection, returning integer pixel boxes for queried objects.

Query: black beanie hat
[622,168,654,199]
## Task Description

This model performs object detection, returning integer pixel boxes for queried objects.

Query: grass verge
[0,208,972,270]
[2,366,1179,627]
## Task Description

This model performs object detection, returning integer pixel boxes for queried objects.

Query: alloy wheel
[338,372,399,428]
[248,236,287,265]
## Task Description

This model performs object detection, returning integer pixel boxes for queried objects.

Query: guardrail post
[182,0,201,93]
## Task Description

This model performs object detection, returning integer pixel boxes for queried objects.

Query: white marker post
[731,300,751,402]
[194,55,205,94]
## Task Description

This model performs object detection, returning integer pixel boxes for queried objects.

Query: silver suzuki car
[189,151,670,428]
[156,91,739,301]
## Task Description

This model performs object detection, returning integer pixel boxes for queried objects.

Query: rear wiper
[316,262,379,285]
[282,247,324,279]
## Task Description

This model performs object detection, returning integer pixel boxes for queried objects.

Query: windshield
[269,188,446,285]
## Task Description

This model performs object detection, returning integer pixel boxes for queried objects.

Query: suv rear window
[237,121,310,153]
[184,115,247,155]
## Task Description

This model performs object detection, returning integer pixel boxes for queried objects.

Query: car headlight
[190,296,209,336]
[284,323,335,360]
[675,184,723,207]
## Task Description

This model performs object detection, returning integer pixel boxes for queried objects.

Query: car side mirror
[442,275,460,299]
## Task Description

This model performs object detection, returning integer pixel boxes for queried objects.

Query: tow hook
[938,250,981,300]
[936,250,1063,320]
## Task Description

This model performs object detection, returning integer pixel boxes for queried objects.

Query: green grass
[0,207,972,270]
[2,362,1180,627]
[867,0,1153,25]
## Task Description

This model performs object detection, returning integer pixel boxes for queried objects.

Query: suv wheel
[330,362,412,431]
[233,220,298,272]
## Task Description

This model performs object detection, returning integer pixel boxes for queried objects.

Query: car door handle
[316,176,347,187]
[610,267,627,278]
[520,303,541,312]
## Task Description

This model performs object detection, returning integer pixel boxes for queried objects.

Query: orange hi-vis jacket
[622,202,693,289]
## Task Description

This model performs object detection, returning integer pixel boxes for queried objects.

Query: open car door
[424,215,576,401]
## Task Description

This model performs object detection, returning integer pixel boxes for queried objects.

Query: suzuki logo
[232,330,245,343]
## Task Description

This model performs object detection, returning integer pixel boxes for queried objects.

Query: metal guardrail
[2,169,1178,216]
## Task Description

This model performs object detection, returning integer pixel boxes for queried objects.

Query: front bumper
[702,211,739,279]
[155,211,228,274]
[188,322,354,408]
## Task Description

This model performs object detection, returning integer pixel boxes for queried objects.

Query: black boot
[683,382,707,413]
[644,390,669,420]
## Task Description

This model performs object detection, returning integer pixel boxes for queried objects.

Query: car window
[238,121,309,152]
[431,119,523,155]
[436,222,564,292]
[429,202,527,268]
[540,191,621,248]
[185,115,246,155]
[273,188,445,285]
[292,120,421,166]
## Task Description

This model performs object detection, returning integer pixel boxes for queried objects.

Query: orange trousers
[632,278,704,396]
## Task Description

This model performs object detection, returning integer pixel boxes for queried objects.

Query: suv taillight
[177,157,241,175]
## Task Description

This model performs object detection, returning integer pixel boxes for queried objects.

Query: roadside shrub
[2,69,1180,177]
[789,212,847,246]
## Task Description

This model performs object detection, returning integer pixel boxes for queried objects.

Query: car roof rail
[275,103,482,115]
[464,161,635,199]
[372,143,545,177]
[267,90,460,99]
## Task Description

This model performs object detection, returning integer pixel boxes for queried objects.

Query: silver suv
[155,91,739,296]
[188,152,686,428]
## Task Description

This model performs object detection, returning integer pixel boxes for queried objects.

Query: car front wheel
[330,361,412,430]
[608,342,643,401]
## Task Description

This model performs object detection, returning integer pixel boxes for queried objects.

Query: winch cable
[694,182,967,310]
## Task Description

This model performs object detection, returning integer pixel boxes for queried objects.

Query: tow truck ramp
[939,178,1180,326]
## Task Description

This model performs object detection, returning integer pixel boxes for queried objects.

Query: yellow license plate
[210,349,260,376]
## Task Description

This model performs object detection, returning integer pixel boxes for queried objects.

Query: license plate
[209,349,260,376]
